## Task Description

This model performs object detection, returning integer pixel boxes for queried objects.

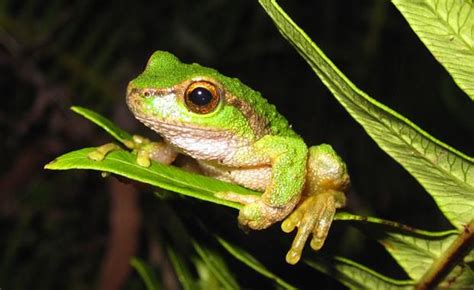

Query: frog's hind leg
[281,144,349,264]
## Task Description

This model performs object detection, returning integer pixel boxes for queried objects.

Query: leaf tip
[44,160,57,170]
[70,105,86,114]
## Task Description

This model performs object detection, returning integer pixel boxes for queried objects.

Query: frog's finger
[281,209,303,233]
[281,197,311,233]
[136,149,151,167]
[88,143,121,161]
[282,196,321,265]
[310,194,337,251]
[132,135,149,146]
[123,139,135,149]
[286,213,318,265]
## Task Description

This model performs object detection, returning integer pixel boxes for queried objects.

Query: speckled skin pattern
[126,51,350,264]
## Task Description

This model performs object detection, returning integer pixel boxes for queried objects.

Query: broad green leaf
[258,0,474,229]
[305,256,414,290]
[71,106,132,143]
[337,213,474,287]
[392,0,474,100]
[336,213,459,280]
[216,236,297,289]
[193,241,240,290]
[167,247,197,290]
[45,148,258,209]
[378,231,460,282]
[438,263,474,288]
[445,265,474,288]
[130,257,162,290]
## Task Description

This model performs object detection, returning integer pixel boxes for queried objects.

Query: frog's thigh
[207,165,272,206]
[219,136,308,230]
[210,168,265,205]
[229,166,272,192]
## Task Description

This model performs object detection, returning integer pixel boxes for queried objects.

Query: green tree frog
[91,51,349,264]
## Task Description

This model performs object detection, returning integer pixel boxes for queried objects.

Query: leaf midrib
[425,0,474,51]
[322,60,474,195]
[58,150,226,195]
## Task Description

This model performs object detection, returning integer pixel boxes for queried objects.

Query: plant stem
[416,220,474,290]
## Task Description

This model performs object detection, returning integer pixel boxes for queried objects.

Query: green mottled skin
[94,51,350,264]
[130,51,298,139]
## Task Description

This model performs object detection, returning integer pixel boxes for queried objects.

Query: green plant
[45,0,473,289]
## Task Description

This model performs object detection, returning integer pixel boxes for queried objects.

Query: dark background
[1,0,472,289]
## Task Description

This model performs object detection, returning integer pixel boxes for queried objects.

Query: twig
[416,220,474,289]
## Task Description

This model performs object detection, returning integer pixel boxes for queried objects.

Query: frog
[90,51,349,264]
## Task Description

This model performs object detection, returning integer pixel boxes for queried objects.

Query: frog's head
[127,51,291,159]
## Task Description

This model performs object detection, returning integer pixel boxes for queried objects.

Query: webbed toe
[282,191,339,264]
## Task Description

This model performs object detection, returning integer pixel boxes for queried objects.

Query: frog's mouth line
[134,115,251,160]
[135,115,225,134]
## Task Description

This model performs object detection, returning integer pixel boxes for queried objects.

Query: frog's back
[216,75,299,139]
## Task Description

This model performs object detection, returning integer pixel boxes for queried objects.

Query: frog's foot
[88,143,122,161]
[281,190,342,265]
[87,135,147,163]
[216,192,296,230]
[88,135,177,167]
[127,135,177,167]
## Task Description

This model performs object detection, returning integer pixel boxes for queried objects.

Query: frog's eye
[184,81,220,114]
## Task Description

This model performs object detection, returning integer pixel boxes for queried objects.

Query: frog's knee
[237,199,296,230]
[306,144,350,193]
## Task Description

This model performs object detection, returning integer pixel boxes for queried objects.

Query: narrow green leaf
[130,257,161,290]
[335,212,459,238]
[45,148,258,209]
[194,259,222,290]
[258,0,474,228]
[167,247,197,290]
[216,236,297,289]
[305,256,414,290]
[193,241,240,290]
[392,0,474,100]
[71,106,132,143]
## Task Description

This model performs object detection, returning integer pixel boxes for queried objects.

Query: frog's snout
[127,87,172,116]
[126,87,152,115]
[126,88,139,110]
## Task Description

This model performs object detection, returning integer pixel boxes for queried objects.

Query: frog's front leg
[88,135,178,167]
[282,144,349,264]
[217,136,308,230]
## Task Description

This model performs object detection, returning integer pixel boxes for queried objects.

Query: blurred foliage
[1,0,472,289]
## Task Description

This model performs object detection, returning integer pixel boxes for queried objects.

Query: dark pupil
[189,87,212,106]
